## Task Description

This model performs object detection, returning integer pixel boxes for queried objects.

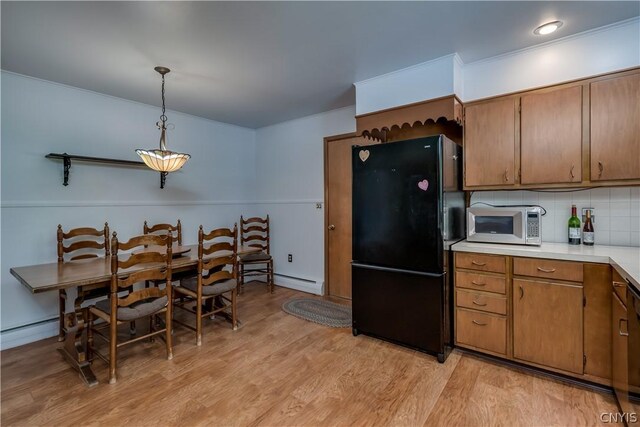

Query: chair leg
[196,295,202,346]
[109,318,117,384]
[239,263,245,295]
[58,289,66,341]
[165,291,173,360]
[149,314,155,343]
[87,310,94,362]
[231,290,238,331]
[269,260,274,293]
[129,321,136,336]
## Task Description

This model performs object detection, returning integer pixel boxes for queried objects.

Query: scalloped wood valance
[356,95,463,141]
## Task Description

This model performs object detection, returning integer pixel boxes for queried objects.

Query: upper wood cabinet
[463,67,640,190]
[464,98,516,187]
[520,86,583,185]
[590,72,640,182]
[513,279,584,374]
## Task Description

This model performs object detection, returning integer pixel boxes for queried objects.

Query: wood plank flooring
[2,284,619,426]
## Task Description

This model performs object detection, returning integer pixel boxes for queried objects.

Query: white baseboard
[274,274,324,295]
[1,318,58,350]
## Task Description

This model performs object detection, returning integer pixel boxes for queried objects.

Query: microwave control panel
[526,211,541,244]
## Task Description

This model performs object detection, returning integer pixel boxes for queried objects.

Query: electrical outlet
[288,254,293,262]
[582,207,595,224]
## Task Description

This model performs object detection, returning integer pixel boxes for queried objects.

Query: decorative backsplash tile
[471,187,640,247]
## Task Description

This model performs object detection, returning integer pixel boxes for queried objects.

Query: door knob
[328,225,336,230]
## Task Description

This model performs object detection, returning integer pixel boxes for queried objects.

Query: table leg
[58,287,98,387]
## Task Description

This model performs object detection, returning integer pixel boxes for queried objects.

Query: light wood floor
[2,284,619,426]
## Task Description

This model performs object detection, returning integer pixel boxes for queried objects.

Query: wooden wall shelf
[45,153,168,188]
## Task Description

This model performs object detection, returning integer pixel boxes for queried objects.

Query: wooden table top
[10,244,262,294]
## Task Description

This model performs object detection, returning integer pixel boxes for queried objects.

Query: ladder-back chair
[238,215,274,294]
[87,233,173,384]
[174,224,238,345]
[56,223,110,340]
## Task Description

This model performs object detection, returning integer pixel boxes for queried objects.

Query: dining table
[9,244,262,387]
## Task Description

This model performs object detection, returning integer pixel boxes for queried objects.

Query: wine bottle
[568,205,581,245]
[583,209,594,246]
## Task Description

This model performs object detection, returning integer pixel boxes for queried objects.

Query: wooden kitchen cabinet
[520,85,583,185]
[464,98,516,187]
[590,71,640,182]
[512,278,584,374]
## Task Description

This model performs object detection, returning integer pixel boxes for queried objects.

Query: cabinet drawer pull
[536,267,557,273]
[471,261,486,267]
[471,280,486,286]
[598,161,604,178]
[472,300,487,307]
[504,169,509,183]
[619,318,629,337]
[472,320,487,326]
[613,281,627,288]
[519,286,524,300]
[570,165,575,180]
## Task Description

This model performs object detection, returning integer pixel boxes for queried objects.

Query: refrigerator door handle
[351,262,444,278]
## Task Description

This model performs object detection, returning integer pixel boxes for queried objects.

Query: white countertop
[452,240,640,293]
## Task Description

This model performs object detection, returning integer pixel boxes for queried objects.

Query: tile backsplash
[471,187,640,247]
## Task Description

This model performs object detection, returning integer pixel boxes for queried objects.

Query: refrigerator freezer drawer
[352,263,447,357]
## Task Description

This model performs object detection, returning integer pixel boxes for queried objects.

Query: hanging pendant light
[136,66,190,182]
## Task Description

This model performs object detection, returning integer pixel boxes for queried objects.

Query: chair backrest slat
[240,215,270,254]
[144,220,182,245]
[195,224,237,290]
[57,223,110,263]
[111,232,172,308]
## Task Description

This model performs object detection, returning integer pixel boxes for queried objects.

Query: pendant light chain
[160,73,167,128]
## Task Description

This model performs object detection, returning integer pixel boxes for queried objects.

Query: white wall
[472,188,640,247]
[354,54,457,115]
[253,106,356,294]
[1,72,257,347]
[463,18,640,101]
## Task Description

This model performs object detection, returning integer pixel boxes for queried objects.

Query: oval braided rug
[282,298,352,328]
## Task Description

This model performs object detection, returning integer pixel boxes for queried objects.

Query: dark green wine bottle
[568,205,581,245]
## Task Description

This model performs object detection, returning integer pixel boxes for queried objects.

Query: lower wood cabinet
[512,279,584,374]
[454,252,612,385]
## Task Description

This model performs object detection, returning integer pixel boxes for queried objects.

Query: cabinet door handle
[504,169,509,183]
[471,261,486,267]
[472,300,487,307]
[598,161,604,178]
[472,320,487,326]
[537,267,556,273]
[471,280,486,286]
[328,224,336,230]
[570,165,575,180]
[613,281,627,288]
[619,318,629,337]
[519,286,524,300]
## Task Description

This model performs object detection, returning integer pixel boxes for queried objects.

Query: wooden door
[513,279,584,374]
[464,98,517,187]
[520,86,583,184]
[590,72,640,181]
[325,134,376,299]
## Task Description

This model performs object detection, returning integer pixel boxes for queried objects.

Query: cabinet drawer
[456,289,507,315]
[456,271,506,294]
[513,257,583,282]
[456,309,506,355]
[456,253,506,274]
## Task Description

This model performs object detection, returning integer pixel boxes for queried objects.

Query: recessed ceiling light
[533,20,563,35]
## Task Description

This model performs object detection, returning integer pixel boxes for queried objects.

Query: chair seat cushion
[95,296,168,321]
[179,277,237,296]
[240,252,272,262]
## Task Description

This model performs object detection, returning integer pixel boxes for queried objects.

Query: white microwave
[467,206,542,246]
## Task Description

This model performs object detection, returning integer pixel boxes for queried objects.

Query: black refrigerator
[351,135,464,362]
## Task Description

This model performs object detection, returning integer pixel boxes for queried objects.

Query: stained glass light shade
[137,124,190,172]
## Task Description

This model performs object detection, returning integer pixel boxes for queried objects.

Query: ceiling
[2,2,638,128]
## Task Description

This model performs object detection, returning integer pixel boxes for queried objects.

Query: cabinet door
[464,99,516,187]
[611,291,629,410]
[513,279,584,374]
[521,86,583,184]
[591,72,640,181]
